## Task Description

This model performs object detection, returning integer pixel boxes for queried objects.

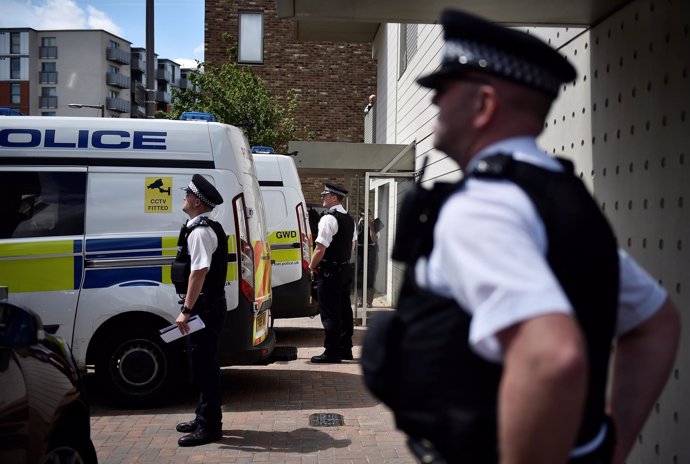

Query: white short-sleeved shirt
[186,215,218,272]
[315,205,357,248]
[417,137,667,362]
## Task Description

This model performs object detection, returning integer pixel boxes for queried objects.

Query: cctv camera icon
[147,178,171,195]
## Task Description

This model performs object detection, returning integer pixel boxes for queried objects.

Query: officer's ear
[473,84,497,129]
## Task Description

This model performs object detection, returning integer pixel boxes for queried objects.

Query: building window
[238,11,263,64]
[108,40,119,49]
[109,65,119,74]
[40,37,57,59]
[10,84,20,104]
[41,112,57,116]
[10,32,21,54]
[108,90,119,99]
[40,86,57,108]
[39,62,57,84]
[399,23,418,78]
[10,58,21,79]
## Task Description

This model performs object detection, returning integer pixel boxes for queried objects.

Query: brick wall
[205,0,376,145]
[0,82,30,115]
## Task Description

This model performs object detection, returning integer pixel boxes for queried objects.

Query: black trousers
[186,294,226,431]
[316,263,353,355]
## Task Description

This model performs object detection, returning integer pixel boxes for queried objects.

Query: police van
[253,154,317,319]
[0,116,274,407]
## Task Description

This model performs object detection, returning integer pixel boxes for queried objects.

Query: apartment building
[0,28,132,117]
[205,0,377,203]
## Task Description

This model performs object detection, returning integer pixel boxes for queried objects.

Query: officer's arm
[496,313,588,464]
[176,268,209,332]
[309,243,327,273]
[608,298,679,464]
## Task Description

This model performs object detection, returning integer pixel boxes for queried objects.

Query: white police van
[0,116,274,407]
[253,153,317,319]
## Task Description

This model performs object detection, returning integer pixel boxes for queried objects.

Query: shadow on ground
[217,428,350,454]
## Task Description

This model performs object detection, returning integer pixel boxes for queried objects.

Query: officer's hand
[176,312,190,334]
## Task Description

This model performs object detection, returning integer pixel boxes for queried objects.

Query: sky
[1,0,204,68]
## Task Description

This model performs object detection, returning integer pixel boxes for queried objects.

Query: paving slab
[89,303,416,463]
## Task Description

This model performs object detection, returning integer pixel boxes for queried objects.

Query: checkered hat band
[324,186,347,196]
[188,181,216,207]
[443,39,562,95]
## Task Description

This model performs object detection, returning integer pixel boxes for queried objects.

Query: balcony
[39,96,58,108]
[156,68,171,82]
[132,82,146,105]
[364,107,376,143]
[106,97,131,113]
[155,91,171,103]
[106,47,131,65]
[39,46,58,59]
[106,72,131,89]
[39,71,58,84]
[131,56,145,72]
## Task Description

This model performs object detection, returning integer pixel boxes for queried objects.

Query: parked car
[0,301,97,464]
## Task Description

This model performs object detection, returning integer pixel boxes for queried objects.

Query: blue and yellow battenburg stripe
[0,235,238,292]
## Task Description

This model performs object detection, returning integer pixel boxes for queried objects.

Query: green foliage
[154,110,172,119]
[170,55,300,152]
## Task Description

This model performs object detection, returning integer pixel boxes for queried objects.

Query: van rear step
[266,346,298,363]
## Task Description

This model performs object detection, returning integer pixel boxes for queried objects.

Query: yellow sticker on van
[145,177,173,213]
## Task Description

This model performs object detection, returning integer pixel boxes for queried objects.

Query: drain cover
[309,412,344,427]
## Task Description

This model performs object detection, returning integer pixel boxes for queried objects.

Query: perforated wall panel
[539,1,689,462]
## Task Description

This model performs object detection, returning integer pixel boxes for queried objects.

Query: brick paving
[89,304,416,463]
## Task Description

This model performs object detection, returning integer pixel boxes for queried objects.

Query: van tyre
[96,327,182,408]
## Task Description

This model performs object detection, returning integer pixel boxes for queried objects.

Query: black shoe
[311,352,341,363]
[341,350,354,360]
[176,419,198,433]
[178,427,222,447]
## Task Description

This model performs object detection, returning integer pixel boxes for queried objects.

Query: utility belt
[178,292,226,316]
[406,418,615,464]
[319,260,350,277]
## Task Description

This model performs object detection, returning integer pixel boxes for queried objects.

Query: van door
[0,167,86,342]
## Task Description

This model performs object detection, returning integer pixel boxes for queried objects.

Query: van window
[0,171,86,239]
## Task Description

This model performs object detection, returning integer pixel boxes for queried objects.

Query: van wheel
[96,327,182,408]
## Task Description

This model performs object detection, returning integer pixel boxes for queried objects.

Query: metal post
[146,0,155,118]
[363,172,371,327]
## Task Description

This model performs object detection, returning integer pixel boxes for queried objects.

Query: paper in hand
[159,315,205,343]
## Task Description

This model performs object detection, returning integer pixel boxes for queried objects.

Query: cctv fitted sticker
[145,177,172,213]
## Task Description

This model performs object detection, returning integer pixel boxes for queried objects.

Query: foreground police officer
[364,9,680,464]
[309,183,356,363]
[173,174,227,447]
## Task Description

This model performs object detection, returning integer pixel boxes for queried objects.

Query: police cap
[183,174,223,208]
[320,183,348,197]
[417,9,577,98]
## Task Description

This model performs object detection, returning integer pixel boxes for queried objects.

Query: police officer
[309,183,356,363]
[173,174,227,447]
[373,9,679,464]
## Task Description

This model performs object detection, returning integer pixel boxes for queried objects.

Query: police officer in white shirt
[309,183,356,363]
[369,9,680,464]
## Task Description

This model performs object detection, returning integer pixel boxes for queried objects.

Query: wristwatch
[181,305,193,314]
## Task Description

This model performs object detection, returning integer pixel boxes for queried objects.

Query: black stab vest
[171,216,228,298]
[322,209,355,263]
[362,155,619,463]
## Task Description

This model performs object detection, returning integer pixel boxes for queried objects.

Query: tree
[169,40,303,152]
